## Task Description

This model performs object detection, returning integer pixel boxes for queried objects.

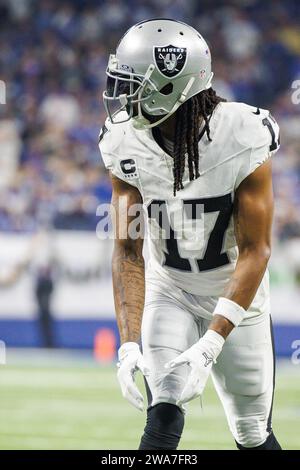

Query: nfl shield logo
[154,44,187,78]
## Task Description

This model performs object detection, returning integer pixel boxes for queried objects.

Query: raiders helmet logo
[154,45,187,78]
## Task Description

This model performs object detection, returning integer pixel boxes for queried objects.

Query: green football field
[0,350,299,450]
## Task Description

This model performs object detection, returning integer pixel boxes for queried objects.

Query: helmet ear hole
[159,83,173,95]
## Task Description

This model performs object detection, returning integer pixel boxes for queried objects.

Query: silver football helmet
[103,19,213,129]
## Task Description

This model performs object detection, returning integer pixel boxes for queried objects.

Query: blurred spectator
[0,117,21,188]
[30,228,57,348]
[40,93,81,130]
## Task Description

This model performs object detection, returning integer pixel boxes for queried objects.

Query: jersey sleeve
[98,114,140,189]
[98,120,113,169]
[234,106,280,188]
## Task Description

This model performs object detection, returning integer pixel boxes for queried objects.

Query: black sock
[139,403,184,450]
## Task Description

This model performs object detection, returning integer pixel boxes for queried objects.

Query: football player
[99,19,281,450]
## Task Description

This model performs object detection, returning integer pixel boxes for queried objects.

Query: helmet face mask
[103,55,158,123]
[102,19,213,129]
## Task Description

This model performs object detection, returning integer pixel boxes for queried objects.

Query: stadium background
[0,0,299,449]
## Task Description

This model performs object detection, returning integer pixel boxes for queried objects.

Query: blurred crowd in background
[0,0,299,241]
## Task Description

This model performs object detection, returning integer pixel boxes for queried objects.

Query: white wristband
[213,297,245,327]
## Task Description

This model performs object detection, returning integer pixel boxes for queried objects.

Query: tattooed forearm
[109,173,145,344]
[112,247,145,344]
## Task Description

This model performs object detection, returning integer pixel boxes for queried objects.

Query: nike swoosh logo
[252,108,260,115]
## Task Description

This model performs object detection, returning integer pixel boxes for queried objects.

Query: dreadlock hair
[173,88,226,196]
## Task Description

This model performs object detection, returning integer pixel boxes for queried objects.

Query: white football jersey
[99,102,280,318]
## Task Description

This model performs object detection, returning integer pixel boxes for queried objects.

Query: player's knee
[139,403,184,450]
[232,416,269,448]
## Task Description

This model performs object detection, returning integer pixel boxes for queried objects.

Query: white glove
[117,342,150,412]
[165,330,225,406]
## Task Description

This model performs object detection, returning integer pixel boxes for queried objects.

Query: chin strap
[132,76,196,130]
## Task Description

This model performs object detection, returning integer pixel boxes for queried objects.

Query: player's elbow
[256,245,271,268]
[239,243,271,266]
